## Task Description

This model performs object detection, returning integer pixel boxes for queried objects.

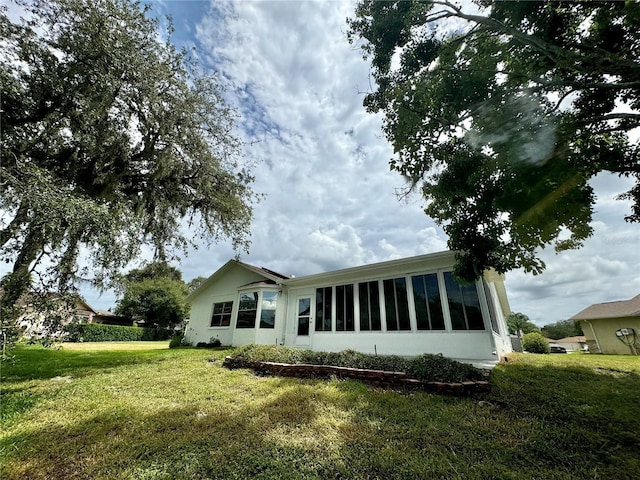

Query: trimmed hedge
[64,323,174,342]
[231,344,484,383]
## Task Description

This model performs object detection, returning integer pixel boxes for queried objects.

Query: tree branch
[0,204,28,249]
[577,112,640,125]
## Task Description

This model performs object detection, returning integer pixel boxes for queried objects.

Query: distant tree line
[507,312,583,339]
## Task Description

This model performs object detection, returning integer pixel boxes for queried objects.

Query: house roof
[282,250,456,287]
[186,259,289,302]
[555,336,586,343]
[191,249,515,298]
[571,294,640,321]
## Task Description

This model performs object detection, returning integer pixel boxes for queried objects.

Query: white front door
[295,296,312,346]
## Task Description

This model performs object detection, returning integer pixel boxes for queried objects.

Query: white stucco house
[184,251,513,366]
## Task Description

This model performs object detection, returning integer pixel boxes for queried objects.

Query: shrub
[231,344,483,382]
[169,333,184,348]
[522,332,550,354]
[64,323,174,342]
[195,337,223,348]
[408,353,484,382]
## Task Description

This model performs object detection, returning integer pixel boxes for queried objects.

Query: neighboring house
[17,295,128,337]
[185,251,513,367]
[75,298,97,323]
[18,295,95,338]
[571,294,640,355]
[547,335,587,352]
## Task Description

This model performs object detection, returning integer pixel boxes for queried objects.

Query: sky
[11,0,640,327]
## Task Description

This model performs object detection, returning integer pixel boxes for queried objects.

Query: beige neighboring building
[571,294,640,355]
[547,336,587,352]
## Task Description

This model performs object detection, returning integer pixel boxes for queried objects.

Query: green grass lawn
[1,344,639,480]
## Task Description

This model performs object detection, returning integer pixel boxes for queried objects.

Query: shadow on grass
[2,353,640,480]
[0,377,367,480]
[483,362,640,474]
[1,345,172,382]
[0,345,182,431]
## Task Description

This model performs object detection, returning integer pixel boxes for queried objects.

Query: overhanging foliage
[348,0,640,281]
[1,0,256,343]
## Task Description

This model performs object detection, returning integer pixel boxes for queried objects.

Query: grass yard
[1,344,639,480]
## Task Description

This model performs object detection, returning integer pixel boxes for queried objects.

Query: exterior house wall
[281,253,511,362]
[18,296,97,338]
[552,337,587,352]
[299,330,495,358]
[185,263,274,346]
[184,252,513,364]
[486,281,512,359]
[580,317,640,355]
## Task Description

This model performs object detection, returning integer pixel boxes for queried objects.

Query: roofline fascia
[235,260,290,282]
[281,250,456,287]
[185,259,289,303]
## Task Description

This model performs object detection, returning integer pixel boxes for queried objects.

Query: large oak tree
[0,0,255,341]
[348,0,639,281]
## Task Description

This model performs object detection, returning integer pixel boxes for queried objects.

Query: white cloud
[54,1,638,331]
[307,222,368,271]
[507,172,640,325]
[377,239,401,260]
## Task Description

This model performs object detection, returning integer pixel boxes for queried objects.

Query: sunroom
[184,251,512,365]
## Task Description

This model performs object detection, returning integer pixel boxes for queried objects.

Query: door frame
[295,295,312,347]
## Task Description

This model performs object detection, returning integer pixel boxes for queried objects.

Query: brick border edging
[222,356,490,395]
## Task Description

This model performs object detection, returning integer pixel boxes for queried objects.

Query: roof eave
[282,251,455,287]
[185,259,289,303]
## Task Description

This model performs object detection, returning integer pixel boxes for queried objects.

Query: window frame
[315,286,333,332]
[442,272,486,331]
[358,280,382,331]
[383,277,411,331]
[335,283,355,332]
[210,301,233,328]
[259,290,278,329]
[236,291,259,329]
[411,273,446,331]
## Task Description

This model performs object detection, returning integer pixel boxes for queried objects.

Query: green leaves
[522,332,550,354]
[114,262,190,329]
[348,0,639,281]
[506,312,539,336]
[1,0,255,320]
[541,319,584,340]
[116,276,189,329]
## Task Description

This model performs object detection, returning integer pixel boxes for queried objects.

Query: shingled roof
[571,294,640,320]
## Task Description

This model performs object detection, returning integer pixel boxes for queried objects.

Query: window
[411,273,445,330]
[359,281,381,331]
[210,301,233,327]
[335,284,354,331]
[236,292,258,328]
[483,281,500,334]
[383,278,411,331]
[443,272,484,330]
[259,291,277,328]
[315,287,332,331]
